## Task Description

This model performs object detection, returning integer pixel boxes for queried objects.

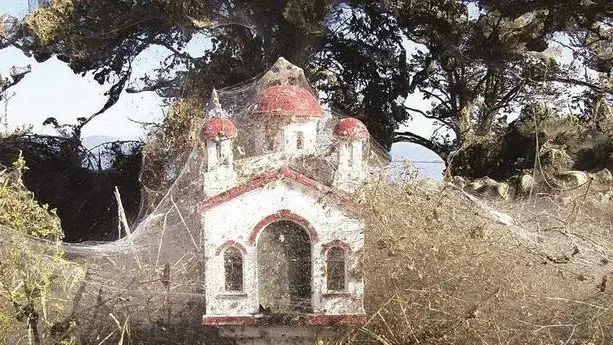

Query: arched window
[296,131,304,150]
[347,143,354,167]
[326,247,346,292]
[265,123,276,152]
[224,247,243,292]
[215,141,223,164]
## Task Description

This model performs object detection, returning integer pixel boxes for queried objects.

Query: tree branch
[404,106,429,117]
[393,131,451,159]
[532,75,611,94]
[0,65,31,101]
[132,37,196,64]
[421,89,451,107]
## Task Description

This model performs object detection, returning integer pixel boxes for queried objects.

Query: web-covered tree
[0,155,82,345]
[0,0,612,233]
[374,0,613,161]
[4,1,611,155]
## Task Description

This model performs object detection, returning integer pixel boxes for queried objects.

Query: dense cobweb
[8,57,391,339]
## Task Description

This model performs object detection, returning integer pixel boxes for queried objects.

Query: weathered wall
[201,178,365,316]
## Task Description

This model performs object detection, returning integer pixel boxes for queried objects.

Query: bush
[449,103,613,179]
[0,154,62,240]
[0,154,81,345]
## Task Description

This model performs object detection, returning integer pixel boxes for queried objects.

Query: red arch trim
[215,241,247,256]
[321,239,351,255]
[248,209,319,245]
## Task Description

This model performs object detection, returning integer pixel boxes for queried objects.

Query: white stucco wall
[201,178,365,316]
[281,120,318,154]
[253,120,318,156]
[206,139,234,171]
[203,139,237,196]
[202,168,237,196]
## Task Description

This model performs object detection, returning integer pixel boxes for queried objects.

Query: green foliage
[5,0,611,155]
[2,0,613,177]
[140,100,203,207]
[0,154,62,240]
[0,154,77,344]
[26,0,75,46]
[448,101,613,178]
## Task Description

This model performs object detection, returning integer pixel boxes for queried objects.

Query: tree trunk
[26,306,41,345]
[458,101,474,142]
[476,108,496,136]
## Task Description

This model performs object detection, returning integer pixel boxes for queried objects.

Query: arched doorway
[257,220,312,313]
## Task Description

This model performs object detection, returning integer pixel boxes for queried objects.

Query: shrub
[0,154,80,345]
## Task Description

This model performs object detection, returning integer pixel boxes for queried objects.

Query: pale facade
[198,58,377,343]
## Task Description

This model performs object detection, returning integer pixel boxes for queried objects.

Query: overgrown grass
[333,178,613,344]
[3,151,613,344]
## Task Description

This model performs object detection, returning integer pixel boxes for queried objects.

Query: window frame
[223,246,244,293]
[296,131,304,150]
[325,246,347,293]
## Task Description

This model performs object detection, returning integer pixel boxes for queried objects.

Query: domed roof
[254,84,323,118]
[200,117,237,141]
[333,117,370,139]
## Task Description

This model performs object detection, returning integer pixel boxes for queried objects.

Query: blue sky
[0,1,445,178]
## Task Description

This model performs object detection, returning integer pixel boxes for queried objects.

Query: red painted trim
[197,167,361,213]
[202,315,257,326]
[321,240,351,255]
[248,209,319,245]
[202,314,368,326]
[215,241,247,256]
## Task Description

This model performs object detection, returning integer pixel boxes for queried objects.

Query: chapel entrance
[257,220,312,313]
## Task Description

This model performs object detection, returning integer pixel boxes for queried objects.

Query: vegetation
[335,176,613,344]
[0,0,611,238]
[140,100,204,209]
[0,155,80,345]
[449,101,613,179]
[0,135,142,242]
[1,1,613,344]
[1,0,610,151]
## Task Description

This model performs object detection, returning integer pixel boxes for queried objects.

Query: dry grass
[4,156,613,344]
[334,178,613,344]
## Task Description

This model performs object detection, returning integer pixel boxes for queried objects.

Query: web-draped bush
[0,155,81,345]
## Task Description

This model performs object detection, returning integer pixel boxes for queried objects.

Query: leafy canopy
[2,0,613,166]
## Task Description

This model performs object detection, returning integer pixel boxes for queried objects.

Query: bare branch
[393,131,451,159]
[404,106,429,117]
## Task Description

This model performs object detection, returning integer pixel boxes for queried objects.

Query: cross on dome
[260,57,307,87]
[206,88,225,117]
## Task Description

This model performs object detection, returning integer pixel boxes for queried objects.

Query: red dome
[333,117,370,139]
[254,84,323,118]
[200,117,237,141]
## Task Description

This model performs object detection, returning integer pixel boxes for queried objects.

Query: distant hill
[389,142,444,180]
[82,135,122,149]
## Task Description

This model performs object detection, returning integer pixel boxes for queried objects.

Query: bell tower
[200,90,238,196]
[332,117,370,193]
